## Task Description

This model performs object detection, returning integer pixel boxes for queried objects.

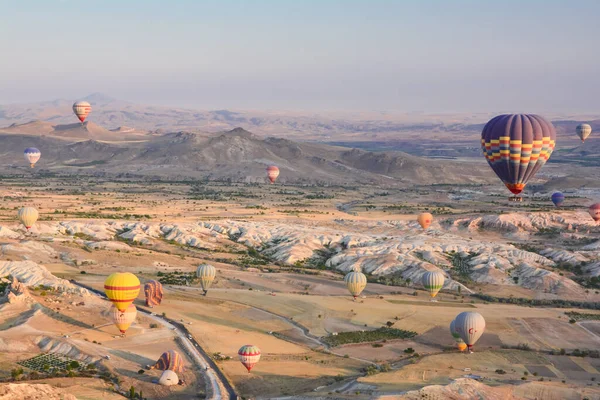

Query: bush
[138,369,145,374]
[404,348,415,354]
[149,323,158,329]
[372,343,383,348]
[495,369,506,374]
[80,271,87,274]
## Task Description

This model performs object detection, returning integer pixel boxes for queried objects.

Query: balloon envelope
[17,207,38,230]
[551,192,565,207]
[24,148,41,168]
[481,114,556,195]
[417,213,433,229]
[104,272,140,313]
[72,101,91,123]
[589,204,600,222]
[144,280,163,307]
[158,370,179,386]
[238,344,261,372]
[266,166,280,184]
[576,124,592,142]
[344,270,367,298]
[422,271,445,298]
[110,304,137,334]
[196,264,216,294]
[454,311,486,350]
[152,350,185,373]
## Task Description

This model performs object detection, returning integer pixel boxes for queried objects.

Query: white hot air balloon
[24,148,41,168]
[576,123,592,143]
[17,207,39,231]
[453,311,486,353]
[422,271,445,300]
[344,266,367,300]
[73,101,92,123]
[196,264,216,295]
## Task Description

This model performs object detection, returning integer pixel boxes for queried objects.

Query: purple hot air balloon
[481,114,556,199]
[551,192,565,207]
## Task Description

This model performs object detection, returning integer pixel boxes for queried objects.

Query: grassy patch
[322,327,416,346]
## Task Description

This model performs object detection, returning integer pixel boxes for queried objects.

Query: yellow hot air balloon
[104,272,140,313]
[196,264,216,295]
[457,342,467,352]
[18,207,39,231]
[111,304,137,334]
[417,212,433,229]
[450,319,467,352]
[344,266,367,300]
[422,271,445,299]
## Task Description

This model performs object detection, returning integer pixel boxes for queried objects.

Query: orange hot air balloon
[589,204,600,222]
[457,342,467,352]
[266,166,279,184]
[72,101,92,123]
[104,272,140,313]
[238,344,261,372]
[110,304,137,334]
[417,212,433,229]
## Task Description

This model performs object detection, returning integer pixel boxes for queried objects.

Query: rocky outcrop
[0,383,77,399]
[0,261,89,295]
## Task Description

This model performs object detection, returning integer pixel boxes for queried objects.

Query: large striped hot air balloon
[417,213,433,230]
[73,101,91,123]
[481,114,556,199]
[589,204,600,222]
[450,319,467,352]
[104,272,140,313]
[110,304,137,334]
[151,350,185,373]
[344,266,367,300]
[422,271,445,299]
[266,166,280,184]
[454,311,486,353]
[238,345,261,373]
[196,264,216,296]
[551,192,565,207]
[576,123,592,143]
[24,148,41,168]
[17,207,39,231]
[144,280,164,307]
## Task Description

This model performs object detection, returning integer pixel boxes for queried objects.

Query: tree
[129,386,136,398]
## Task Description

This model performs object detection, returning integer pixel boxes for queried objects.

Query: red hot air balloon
[238,345,261,372]
[481,114,556,201]
[266,166,280,184]
[73,101,92,123]
[589,204,600,222]
[144,280,164,307]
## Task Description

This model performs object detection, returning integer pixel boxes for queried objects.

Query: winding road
[71,280,237,400]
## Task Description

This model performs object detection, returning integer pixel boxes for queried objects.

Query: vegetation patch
[18,353,87,373]
[321,327,416,346]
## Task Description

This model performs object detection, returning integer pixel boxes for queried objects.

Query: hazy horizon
[1,0,599,113]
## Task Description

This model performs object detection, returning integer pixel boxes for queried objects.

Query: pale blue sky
[0,0,598,112]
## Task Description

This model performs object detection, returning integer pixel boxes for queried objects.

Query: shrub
[495,369,506,374]
[404,348,415,354]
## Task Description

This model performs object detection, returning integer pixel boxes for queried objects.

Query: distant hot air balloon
[144,280,163,307]
[238,345,261,373]
[17,207,39,231]
[110,304,137,334]
[450,319,467,352]
[417,213,433,229]
[266,166,280,184]
[422,271,445,299]
[104,272,140,313]
[151,350,185,373]
[551,192,565,207]
[576,124,592,143]
[344,266,367,300]
[24,148,41,168]
[454,311,485,352]
[481,114,556,200]
[72,101,91,123]
[589,204,600,222]
[196,264,216,295]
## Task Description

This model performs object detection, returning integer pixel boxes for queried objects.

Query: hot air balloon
[422,271,445,299]
[344,266,367,300]
[576,124,592,143]
[73,101,91,123]
[104,272,140,313]
[238,345,261,373]
[144,280,164,307]
[17,207,39,231]
[453,311,485,353]
[196,264,216,295]
[24,148,41,168]
[110,304,137,335]
[450,319,467,352]
[151,350,185,373]
[481,114,556,201]
[589,204,600,222]
[551,192,565,207]
[266,166,280,184]
[158,370,179,386]
[417,213,433,229]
